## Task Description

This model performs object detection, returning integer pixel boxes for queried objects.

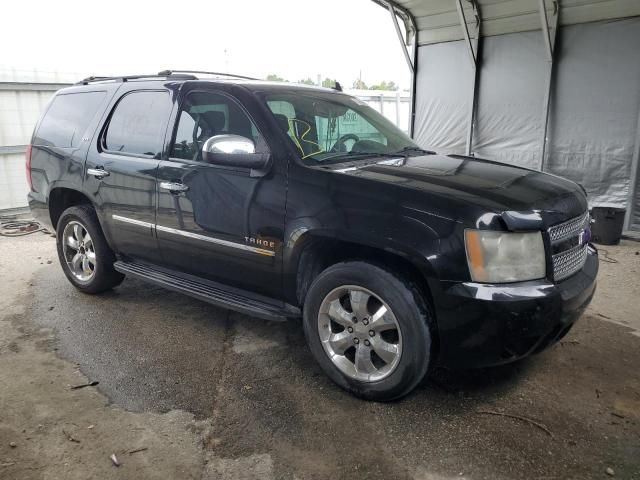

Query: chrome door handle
[87,168,110,179]
[159,182,189,193]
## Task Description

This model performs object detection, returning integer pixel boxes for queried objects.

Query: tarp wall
[473,31,547,171]
[413,17,640,226]
[546,18,640,210]
[413,41,472,155]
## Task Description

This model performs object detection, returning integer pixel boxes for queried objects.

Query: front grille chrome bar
[548,211,590,244]
[548,211,590,281]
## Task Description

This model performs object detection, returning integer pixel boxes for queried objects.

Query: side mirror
[202,135,270,173]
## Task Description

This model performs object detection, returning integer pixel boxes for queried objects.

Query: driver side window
[170,91,263,161]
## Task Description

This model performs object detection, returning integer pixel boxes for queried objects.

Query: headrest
[273,113,291,134]
[200,110,226,132]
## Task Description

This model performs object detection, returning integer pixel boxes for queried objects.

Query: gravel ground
[0,233,639,479]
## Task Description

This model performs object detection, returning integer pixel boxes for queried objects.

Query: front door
[156,89,286,299]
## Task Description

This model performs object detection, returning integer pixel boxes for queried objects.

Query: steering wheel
[330,133,360,153]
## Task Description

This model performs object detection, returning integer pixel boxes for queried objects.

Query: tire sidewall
[56,206,118,293]
[303,261,432,401]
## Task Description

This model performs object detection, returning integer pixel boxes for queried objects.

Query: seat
[273,113,291,134]
[198,111,226,139]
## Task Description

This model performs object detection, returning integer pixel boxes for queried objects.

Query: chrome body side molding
[112,214,275,257]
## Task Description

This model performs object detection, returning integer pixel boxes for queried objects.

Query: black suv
[27,71,598,400]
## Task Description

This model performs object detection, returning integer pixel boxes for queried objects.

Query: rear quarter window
[34,91,106,148]
[103,91,171,157]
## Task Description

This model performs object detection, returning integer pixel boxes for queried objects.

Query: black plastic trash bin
[590,207,626,245]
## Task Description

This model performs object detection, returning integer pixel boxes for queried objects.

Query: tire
[56,205,124,294]
[303,261,433,401]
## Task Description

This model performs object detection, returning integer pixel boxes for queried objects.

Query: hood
[331,154,587,228]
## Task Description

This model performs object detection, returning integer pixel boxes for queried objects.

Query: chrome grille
[548,211,590,281]
[548,211,589,243]
[552,244,588,281]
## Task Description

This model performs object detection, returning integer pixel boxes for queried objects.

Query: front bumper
[434,246,598,368]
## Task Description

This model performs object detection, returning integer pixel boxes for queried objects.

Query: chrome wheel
[62,221,96,282]
[317,285,402,382]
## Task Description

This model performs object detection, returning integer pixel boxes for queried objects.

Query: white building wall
[0,77,64,211]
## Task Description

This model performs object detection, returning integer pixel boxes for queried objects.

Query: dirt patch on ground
[1,233,639,479]
[0,235,207,479]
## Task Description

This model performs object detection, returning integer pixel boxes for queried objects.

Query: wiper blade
[317,151,403,163]
[395,146,436,155]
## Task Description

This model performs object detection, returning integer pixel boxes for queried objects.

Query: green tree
[369,80,398,91]
[298,78,316,85]
[266,74,286,82]
[321,77,337,89]
[352,78,368,89]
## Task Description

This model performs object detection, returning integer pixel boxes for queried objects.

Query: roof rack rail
[75,73,198,85]
[158,69,258,81]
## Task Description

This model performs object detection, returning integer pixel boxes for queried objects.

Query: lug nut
[352,317,358,323]
[364,339,370,346]
[354,338,360,344]
[369,330,375,337]
[362,318,369,325]
[347,327,353,333]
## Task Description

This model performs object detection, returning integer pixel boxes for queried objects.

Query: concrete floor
[0,233,639,479]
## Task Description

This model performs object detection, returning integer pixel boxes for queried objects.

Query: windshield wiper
[316,151,403,163]
[395,146,436,155]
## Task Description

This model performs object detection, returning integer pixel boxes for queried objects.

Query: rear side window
[104,91,171,157]
[34,91,106,148]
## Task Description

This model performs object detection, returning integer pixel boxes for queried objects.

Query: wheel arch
[48,187,93,230]
[288,231,439,328]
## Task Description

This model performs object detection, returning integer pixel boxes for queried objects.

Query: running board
[113,261,298,322]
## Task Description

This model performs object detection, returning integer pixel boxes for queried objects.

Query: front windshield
[262,91,420,164]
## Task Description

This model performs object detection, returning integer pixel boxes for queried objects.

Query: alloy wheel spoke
[327,299,353,327]
[349,290,370,319]
[369,306,396,332]
[71,253,83,271]
[66,235,79,250]
[82,256,91,273]
[73,224,83,242]
[370,337,399,364]
[85,249,96,264]
[83,232,92,247]
[354,344,376,375]
[328,331,352,355]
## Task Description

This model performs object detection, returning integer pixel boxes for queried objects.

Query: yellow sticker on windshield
[287,118,325,159]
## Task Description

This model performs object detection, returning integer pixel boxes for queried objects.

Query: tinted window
[171,91,264,161]
[34,91,106,148]
[104,91,171,156]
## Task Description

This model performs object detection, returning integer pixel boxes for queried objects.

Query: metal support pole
[456,0,477,65]
[395,91,401,128]
[456,0,481,156]
[387,3,414,74]
[623,106,640,231]
[409,26,418,138]
[375,0,418,138]
[538,0,559,171]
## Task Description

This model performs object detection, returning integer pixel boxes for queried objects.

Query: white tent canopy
[373,0,640,232]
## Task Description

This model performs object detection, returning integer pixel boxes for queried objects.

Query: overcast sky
[1,0,411,88]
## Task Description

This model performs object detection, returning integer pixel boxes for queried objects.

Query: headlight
[464,230,546,283]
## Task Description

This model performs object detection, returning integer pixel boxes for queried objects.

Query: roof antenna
[333,81,343,92]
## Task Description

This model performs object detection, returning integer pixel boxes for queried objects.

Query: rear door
[155,87,287,299]
[85,87,173,263]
